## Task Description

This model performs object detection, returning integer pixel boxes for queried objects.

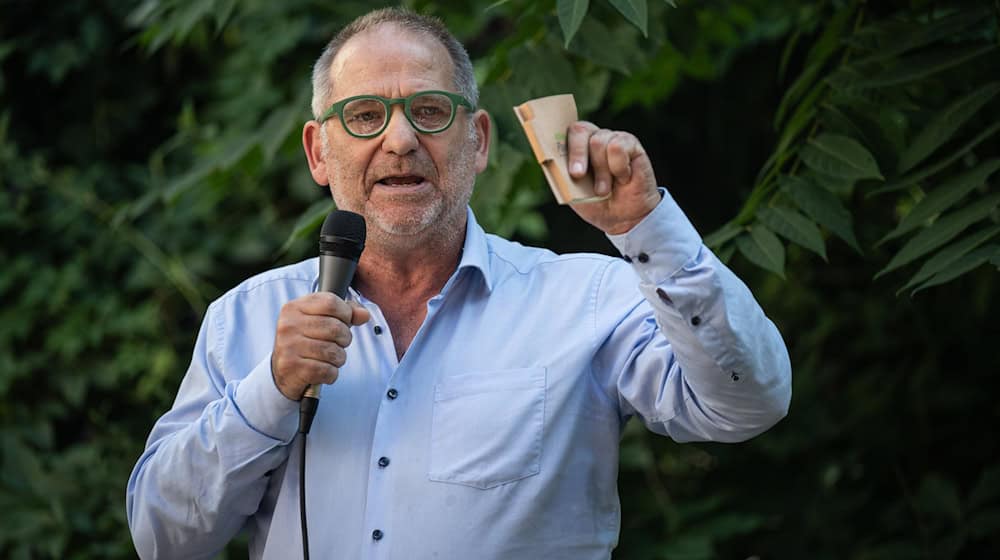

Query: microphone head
[320,209,366,260]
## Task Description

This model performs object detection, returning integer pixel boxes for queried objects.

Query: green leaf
[899,225,1000,295]
[736,225,786,278]
[567,18,632,75]
[799,134,883,182]
[911,244,998,294]
[873,121,1000,196]
[703,221,742,248]
[915,474,963,522]
[757,206,827,260]
[849,7,990,65]
[258,104,300,163]
[557,0,590,48]
[781,175,861,253]
[662,0,676,7]
[608,0,648,37]
[898,82,1000,173]
[278,198,335,255]
[881,159,1000,244]
[508,44,577,97]
[876,192,1000,278]
[853,44,998,90]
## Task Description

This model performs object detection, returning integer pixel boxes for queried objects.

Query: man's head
[309,8,479,120]
[302,8,491,254]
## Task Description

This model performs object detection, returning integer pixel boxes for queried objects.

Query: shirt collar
[310,206,494,296]
[452,206,494,294]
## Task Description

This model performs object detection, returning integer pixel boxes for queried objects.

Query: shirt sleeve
[125,298,300,560]
[598,188,792,443]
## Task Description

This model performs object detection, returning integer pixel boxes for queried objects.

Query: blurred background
[2,0,999,558]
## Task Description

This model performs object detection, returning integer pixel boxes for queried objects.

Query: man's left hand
[566,121,662,235]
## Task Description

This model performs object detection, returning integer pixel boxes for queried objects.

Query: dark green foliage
[1,0,998,558]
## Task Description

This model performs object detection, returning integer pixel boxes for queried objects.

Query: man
[127,7,791,560]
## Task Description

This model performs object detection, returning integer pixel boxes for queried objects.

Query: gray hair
[310,8,479,120]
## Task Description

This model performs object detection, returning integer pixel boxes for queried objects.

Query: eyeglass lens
[342,93,454,136]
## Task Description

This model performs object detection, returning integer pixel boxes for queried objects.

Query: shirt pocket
[428,367,546,489]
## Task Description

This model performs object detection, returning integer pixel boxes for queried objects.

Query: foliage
[1,0,998,559]
[707,0,1000,295]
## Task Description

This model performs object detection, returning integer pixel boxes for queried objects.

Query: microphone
[298,209,366,435]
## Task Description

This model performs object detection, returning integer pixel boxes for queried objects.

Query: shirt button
[386,388,398,400]
[372,529,383,541]
[637,252,649,263]
[623,255,633,263]
[374,325,383,335]
[691,315,702,326]
[378,456,390,468]
[655,288,673,304]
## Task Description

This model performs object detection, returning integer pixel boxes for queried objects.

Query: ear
[302,120,330,186]
[471,110,492,174]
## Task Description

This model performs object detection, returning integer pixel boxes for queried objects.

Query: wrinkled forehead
[328,23,456,99]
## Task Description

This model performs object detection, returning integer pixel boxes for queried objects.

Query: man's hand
[271,292,371,400]
[566,121,662,235]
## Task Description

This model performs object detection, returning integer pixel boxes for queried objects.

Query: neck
[354,219,466,308]
[353,222,465,360]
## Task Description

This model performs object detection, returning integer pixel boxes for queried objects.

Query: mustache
[366,156,436,186]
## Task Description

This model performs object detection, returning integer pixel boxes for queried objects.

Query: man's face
[304,25,490,251]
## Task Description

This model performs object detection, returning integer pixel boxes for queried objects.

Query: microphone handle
[299,254,358,434]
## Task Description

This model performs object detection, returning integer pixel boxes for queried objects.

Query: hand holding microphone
[269,210,367,433]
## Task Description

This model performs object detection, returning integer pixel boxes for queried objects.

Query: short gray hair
[310,8,479,120]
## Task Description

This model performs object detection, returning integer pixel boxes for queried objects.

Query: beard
[323,125,479,251]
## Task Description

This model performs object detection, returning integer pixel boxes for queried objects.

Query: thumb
[349,302,372,326]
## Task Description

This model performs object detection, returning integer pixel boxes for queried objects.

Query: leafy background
[2,0,999,558]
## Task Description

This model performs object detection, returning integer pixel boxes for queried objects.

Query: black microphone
[298,209,366,435]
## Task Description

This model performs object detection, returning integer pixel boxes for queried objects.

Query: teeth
[381,176,423,185]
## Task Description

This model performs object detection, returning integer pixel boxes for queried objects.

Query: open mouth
[375,174,427,187]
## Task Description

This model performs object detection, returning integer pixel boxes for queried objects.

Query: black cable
[299,434,310,560]
[299,396,318,559]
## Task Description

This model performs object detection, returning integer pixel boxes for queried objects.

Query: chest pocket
[428,367,546,489]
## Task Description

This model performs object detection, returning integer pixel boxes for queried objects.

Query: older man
[127,7,791,560]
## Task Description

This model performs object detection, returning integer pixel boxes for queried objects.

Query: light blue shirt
[126,191,791,560]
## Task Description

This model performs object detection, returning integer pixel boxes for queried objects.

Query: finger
[607,132,642,184]
[588,129,615,197]
[349,302,371,326]
[298,339,347,368]
[297,292,354,323]
[296,357,340,385]
[567,121,598,179]
[296,315,353,346]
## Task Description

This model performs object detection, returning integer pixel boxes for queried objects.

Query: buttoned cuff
[232,352,300,443]
[606,187,703,283]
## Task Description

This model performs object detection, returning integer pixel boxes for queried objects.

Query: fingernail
[571,162,584,175]
[596,180,608,195]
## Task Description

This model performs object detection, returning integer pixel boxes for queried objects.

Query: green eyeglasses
[318,90,474,138]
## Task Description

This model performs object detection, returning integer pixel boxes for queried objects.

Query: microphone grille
[321,209,366,246]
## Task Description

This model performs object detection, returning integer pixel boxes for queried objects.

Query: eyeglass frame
[317,90,475,139]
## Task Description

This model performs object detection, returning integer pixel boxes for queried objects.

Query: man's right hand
[271,292,371,400]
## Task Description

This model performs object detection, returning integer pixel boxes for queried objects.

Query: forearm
[605,189,792,442]
[127,353,299,559]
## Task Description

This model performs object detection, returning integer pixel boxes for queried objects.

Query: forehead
[329,24,455,99]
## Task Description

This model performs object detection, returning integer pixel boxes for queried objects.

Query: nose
[379,105,419,155]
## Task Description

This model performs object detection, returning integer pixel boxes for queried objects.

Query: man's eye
[414,106,444,117]
[348,111,381,123]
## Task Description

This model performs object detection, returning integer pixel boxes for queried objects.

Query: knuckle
[330,347,347,368]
